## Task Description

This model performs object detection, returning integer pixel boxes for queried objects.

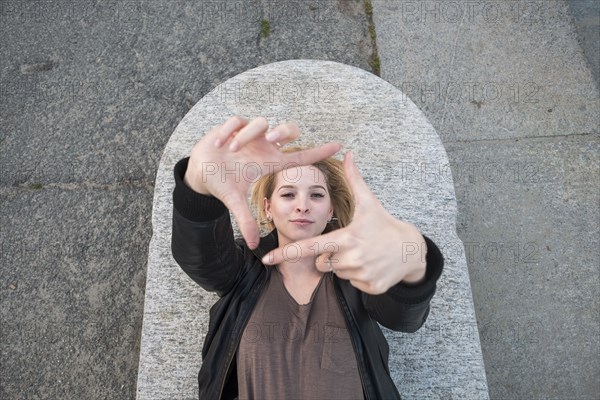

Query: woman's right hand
[184,116,341,249]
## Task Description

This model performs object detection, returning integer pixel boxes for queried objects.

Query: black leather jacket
[171,158,444,399]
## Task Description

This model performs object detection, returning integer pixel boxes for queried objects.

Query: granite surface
[136,60,489,399]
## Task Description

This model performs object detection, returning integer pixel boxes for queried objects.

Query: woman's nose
[295,196,309,213]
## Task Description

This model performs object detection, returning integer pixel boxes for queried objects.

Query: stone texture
[568,0,600,86]
[137,60,488,399]
[373,1,600,399]
[0,1,375,397]
[372,0,599,143]
[0,186,152,399]
[445,136,600,399]
[0,0,373,186]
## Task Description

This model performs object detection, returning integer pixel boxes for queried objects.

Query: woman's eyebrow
[277,185,327,191]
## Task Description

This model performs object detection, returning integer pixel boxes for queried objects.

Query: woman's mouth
[290,219,313,226]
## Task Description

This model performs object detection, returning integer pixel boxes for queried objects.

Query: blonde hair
[250,147,354,234]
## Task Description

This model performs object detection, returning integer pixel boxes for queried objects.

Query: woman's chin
[279,228,322,243]
[287,232,316,242]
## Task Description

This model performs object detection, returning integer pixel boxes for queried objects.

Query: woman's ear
[263,197,271,216]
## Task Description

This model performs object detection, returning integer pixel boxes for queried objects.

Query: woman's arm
[171,157,245,297]
[361,235,444,332]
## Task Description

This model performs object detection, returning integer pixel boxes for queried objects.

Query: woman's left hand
[262,151,427,295]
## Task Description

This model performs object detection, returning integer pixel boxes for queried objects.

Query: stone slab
[0,0,373,186]
[137,60,489,399]
[0,1,377,397]
[567,0,600,86]
[444,135,600,399]
[0,186,152,399]
[373,1,600,398]
[372,0,599,143]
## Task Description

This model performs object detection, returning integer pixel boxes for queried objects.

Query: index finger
[278,142,343,170]
[261,229,346,266]
[227,117,269,152]
[213,115,250,148]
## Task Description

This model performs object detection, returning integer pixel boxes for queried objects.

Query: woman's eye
[281,193,294,198]
[311,193,325,198]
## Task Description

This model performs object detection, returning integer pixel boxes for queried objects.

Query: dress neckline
[274,266,326,307]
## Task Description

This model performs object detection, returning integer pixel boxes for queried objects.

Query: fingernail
[261,255,271,264]
[214,138,222,147]
[229,140,239,151]
[265,131,279,141]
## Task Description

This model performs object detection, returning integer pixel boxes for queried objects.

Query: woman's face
[264,165,333,246]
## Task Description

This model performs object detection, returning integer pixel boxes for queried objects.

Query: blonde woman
[172,116,444,399]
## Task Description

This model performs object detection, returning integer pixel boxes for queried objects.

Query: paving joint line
[0,180,155,193]
[442,132,598,145]
[364,0,380,77]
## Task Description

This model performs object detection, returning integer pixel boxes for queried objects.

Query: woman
[171,116,444,399]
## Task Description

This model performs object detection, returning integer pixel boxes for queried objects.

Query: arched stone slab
[136,60,489,399]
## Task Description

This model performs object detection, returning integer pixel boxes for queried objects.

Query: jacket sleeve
[170,157,246,297]
[362,235,444,332]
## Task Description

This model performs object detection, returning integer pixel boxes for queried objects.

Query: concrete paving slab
[372,1,600,399]
[568,0,600,86]
[0,0,378,397]
[0,0,373,186]
[0,186,152,399]
[372,0,599,143]
[444,135,599,399]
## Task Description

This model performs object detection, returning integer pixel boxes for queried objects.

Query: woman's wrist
[399,227,427,285]
[401,265,426,285]
[183,162,212,196]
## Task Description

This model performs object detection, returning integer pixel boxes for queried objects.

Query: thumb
[222,192,261,249]
[343,151,375,207]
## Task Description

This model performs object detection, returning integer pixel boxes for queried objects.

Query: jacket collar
[249,229,279,261]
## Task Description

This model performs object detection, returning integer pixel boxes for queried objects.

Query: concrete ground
[373,1,599,398]
[0,0,598,399]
